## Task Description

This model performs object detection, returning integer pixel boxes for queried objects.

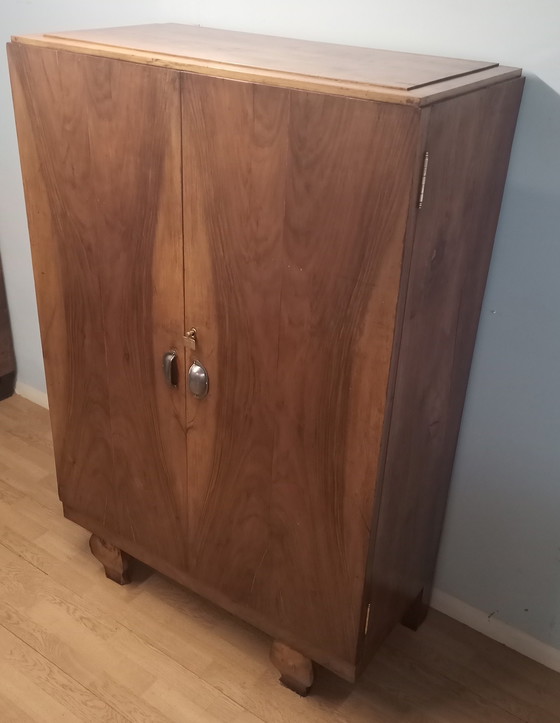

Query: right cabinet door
[182,73,420,668]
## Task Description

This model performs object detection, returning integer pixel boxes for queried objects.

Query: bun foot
[89,534,131,585]
[270,640,314,696]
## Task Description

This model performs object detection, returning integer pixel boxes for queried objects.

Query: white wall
[1,0,559,653]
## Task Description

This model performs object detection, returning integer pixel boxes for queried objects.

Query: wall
[1,0,559,655]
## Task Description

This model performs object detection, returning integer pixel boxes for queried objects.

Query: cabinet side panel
[8,44,187,568]
[364,78,524,660]
[272,94,420,663]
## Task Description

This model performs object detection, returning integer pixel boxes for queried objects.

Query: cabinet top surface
[12,23,521,105]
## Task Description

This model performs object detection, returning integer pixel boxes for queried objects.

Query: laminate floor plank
[0,624,126,722]
[0,591,167,723]
[0,544,250,723]
[0,394,559,723]
[0,625,84,722]
[383,620,560,722]
[0,691,37,723]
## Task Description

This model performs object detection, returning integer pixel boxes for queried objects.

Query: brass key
[184,327,197,351]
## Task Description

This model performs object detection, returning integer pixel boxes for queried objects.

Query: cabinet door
[183,74,420,668]
[9,45,187,569]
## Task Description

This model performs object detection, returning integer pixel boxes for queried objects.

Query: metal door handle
[188,360,209,399]
[163,350,178,387]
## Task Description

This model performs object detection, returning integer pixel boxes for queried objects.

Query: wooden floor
[0,394,559,722]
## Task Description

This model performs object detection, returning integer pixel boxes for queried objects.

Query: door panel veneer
[270,93,419,663]
[182,75,289,602]
[184,79,421,668]
[8,44,186,570]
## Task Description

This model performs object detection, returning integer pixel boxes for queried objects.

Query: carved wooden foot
[270,640,314,696]
[89,534,131,585]
[401,588,429,631]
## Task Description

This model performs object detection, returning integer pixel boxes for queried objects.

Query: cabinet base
[270,640,314,696]
[67,504,358,682]
[89,534,132,585]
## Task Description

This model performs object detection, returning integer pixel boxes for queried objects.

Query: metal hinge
[364,603,371,636]
[417,151,429,209]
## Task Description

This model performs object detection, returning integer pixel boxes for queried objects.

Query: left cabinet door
[8,44,188,570]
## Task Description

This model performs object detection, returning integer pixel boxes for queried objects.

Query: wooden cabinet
[8,24,523,693]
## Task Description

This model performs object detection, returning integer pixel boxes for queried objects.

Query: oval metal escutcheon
[188,360,209,399]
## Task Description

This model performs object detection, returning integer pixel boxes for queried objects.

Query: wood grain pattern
[0,255,16,400]
[360,77,525,666]
[182,74,289,607]
[8,44,187,570]
[269,92,420,667]
[183,76,421,675]
[2,394,560,722]
[11,26,521,106]
[45,24,495,90]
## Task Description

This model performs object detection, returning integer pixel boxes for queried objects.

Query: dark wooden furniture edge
[0,370,16,401]
[0,254,16,400]
[355,75,525,673]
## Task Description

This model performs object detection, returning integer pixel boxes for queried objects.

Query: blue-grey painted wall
[1,0,558,650]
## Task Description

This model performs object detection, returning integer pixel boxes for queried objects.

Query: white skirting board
[15,381,49,409]
[431,588,560,673]
[9,383,560,675]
